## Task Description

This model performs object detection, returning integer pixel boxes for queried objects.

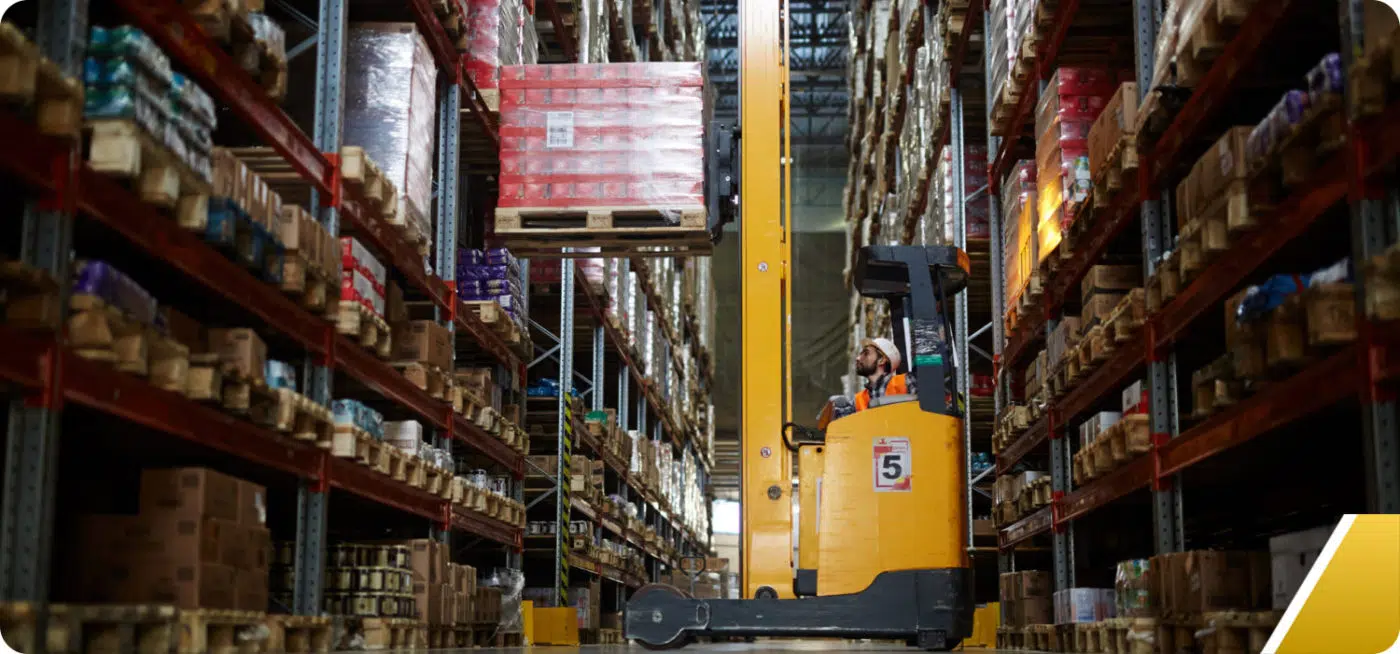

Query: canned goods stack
[270,541,417,618]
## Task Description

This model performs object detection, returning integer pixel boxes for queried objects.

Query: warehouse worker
[854,337,916,412]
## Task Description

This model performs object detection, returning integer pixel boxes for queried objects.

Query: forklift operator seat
[852,245,970,418]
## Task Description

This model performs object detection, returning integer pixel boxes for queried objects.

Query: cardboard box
[1047,317,1082,367]
[1079,411,1122,447]
[1020,570,1053,599]
[75,513,244,568]
[1192,126,1253,219]
[391,320,453,370]
[1270,526,1331,610]
[246,526,272,573]
[1055,588,1113,624]
[159,307,206,353]
[206,328,268,383]
[237,479,267,526]
[1022,596,1053,625]
[1082,265,1140,306]
[1083,291,1127,327]
[1182,550,1253,614]
[1087,82,1139,176]
[95,560,237,609]
[236,568,269,610]
[140,468,240,523]
[388,281,408,324]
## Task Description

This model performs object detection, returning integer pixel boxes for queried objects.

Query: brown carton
[391,320,453,370]
[206,328,268,382]
[1022,596,1053,625]
[388,281,408,324]
[139,468,240,523]
[1021,570,1053,599]
[402,539,440,584]
[95,560,237,609]
[1184,550,1252,614]
[1193,127,1253,216]
[237,479,267,526]
[75,514,241,567]
[1081,265,1141,307]
[1083,291,1128,327]
[1088,82,1139,175]
[159,307,206,353]
[246,526,272,573]
[237,568,269,610]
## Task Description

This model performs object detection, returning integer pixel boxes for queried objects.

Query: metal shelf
[1157,346,1361,477]
[1151,156,1348,350]
[1057,455,1151,524]
[998,505,1052,549]
[1058,344,1145,425]
[1043,192,1140,312]
[453,506,525,548]
[406,0,463,82]
[1001,317,1045,372]
[1142,0,1294,190]
[997,414,1048,473]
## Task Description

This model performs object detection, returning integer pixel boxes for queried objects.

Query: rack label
[546,111,575,148]
[872,437,912,492]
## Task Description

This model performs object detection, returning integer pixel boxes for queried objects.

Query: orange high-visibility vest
[854,374,908,411]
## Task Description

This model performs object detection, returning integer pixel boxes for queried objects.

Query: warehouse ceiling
[702,0,853,500]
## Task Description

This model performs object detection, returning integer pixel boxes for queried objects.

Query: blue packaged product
[265,360,297,391]
[87,26,172,86]
[1305,53,1344,108]
[71,261,157,324]
[170,72,217,129]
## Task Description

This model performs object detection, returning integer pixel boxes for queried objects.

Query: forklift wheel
[630,584,696,650]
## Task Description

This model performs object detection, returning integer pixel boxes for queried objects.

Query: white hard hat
[862,337,902,372]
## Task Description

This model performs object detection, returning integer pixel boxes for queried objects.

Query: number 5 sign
[872,437,912,492]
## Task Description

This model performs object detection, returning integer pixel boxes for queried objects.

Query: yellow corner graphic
[1265,514,1400,654]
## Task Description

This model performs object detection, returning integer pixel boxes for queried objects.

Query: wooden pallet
[392,361,453,401]
[0,602,180,654]
[494,206,710,255]
[1248,97,1345,210]
[1173,0,1258,87]
[87,118,211,228]
[1107,288,1147,343]
[339,146,395,215]
[336,303,391,358]
[0,260,62,330]
[356,617,422,651]
[269,388,334,448]
[1090,134,1140,210]
[332,424,383,468]
[263,614,331,654]
[175,608,266,654]
[0,23,84,139]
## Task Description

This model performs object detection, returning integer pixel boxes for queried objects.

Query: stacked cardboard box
[1001,160,1037,313]
[497,63,706,212]
[448,562,479,624]
[71,467,270,610]
[1081,264,1140,328]
[1000,570,1053,627]
[1153,550,1271,617]
[1086,82,1139,178]
[211,148,285,241]
[207,327,268,383]
[568,579,602,629]
[390,320,453,370]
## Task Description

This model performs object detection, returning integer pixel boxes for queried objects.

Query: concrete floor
[408,644,1015,653]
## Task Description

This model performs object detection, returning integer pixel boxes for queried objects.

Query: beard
[855,360,876,376]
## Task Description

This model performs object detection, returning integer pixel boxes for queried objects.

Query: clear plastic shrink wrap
[465,0,532,95]
[497,63,706,222]
[1034,67,1117,258]
[486,567,526,633]
[346,25,438,247]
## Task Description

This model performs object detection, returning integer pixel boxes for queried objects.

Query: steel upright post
[593,327,606,411]
[293,0,349,614]
[555,262,577,606]
[1,0,86,612]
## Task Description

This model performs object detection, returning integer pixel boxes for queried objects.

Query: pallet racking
[0,0,532,621]
[978,0,1399,615]
[846,0,1400,631]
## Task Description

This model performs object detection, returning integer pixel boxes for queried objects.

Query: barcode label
[546,111,574,148]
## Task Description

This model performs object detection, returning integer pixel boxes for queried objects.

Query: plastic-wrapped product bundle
[1034,67,1118,252]
[71,260,158,325]
[498,63,705,221]
[342,237,387,317]
[87,26,172,85]
[1115,559,1154,617]
[457,248,526,331]
[1001,160,1037,312]
[345,24,438,246]
[1245,90,1309,174]
[248,14,286,62]
[485,568,526,633]
[265,360,298,390]
[580,0,610,63]
[465,0,530,99]
[333,399,385,439]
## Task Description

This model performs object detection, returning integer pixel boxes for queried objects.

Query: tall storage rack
[511,0,719,611]
[524,258,715,608]
[986,0,1400,610]
[0,0,526,620]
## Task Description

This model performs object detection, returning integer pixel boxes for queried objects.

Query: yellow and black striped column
[556,397,574,607]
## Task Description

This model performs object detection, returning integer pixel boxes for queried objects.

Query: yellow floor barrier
[962,602,999,649]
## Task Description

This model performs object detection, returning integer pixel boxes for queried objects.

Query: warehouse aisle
[351,645,1019,654]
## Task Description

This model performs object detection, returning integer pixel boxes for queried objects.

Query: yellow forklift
[625,245,974,651]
